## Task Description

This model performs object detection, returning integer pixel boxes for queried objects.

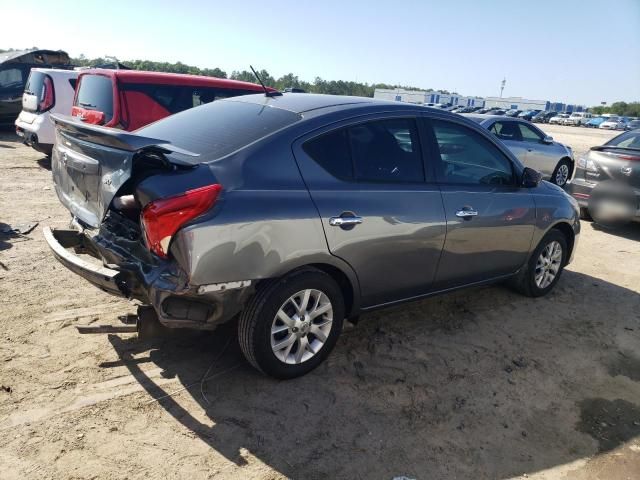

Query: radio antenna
[250,65,282,97]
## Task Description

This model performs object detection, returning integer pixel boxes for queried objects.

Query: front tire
[511,230,568,297]
[551,158,572,187]
[238,268,344,379]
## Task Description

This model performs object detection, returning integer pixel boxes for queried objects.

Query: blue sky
[1,0,639,105]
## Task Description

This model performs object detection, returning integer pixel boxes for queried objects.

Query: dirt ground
[1,123,639,480]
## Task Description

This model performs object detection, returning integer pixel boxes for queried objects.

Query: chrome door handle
[329,216,363,226]
[455,208,478,218]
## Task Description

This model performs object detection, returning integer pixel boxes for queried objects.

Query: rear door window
[303,129,353,180]
[489,121,523,141]
[76,75,114,123]
[349,118,424,183]
[303,118,425,183]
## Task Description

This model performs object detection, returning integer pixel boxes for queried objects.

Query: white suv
[563,112,592,126]
[15,68,78,156]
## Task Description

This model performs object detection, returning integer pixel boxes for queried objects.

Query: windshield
[75,75,114,123]
[570,113,582,118]
[137,98,302,162]
[605,117,619,122]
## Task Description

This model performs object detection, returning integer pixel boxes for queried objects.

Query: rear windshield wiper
[78,102,97,108]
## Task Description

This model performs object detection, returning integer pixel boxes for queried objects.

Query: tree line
[70,55,429,97]
[2,49,637,110]
[588,102,640,118]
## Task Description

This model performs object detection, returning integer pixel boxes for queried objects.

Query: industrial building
[483,97,585,113]
[374,88,485,107]
[373,88,584,112]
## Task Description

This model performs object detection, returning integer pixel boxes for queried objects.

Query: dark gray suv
[45,94,580,378]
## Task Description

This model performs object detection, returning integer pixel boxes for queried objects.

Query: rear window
[137,99,301,160]
[24,71,47,99]
[75,75,114,123]
[605,131,640,149]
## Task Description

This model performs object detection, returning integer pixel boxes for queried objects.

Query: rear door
[426,117,536,289]
[293,115,447,307]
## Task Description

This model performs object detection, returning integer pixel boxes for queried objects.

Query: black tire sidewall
[250,271,344,379]
[525,230,568,297]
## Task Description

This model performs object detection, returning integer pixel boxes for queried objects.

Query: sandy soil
[1,124,639,480]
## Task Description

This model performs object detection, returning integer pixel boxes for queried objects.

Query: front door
[427,118,536,289]
[293,116,447,307]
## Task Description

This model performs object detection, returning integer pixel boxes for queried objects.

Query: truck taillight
[39,75,54,112]
[141,184,222,258]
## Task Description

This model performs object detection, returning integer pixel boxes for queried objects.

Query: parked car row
[463,114,574,187]
[14,67,274,156]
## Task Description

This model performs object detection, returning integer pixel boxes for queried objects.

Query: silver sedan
[464,114,574,187]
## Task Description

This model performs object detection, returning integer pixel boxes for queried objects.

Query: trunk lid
[590,147,640,189]
[51,114,199,228]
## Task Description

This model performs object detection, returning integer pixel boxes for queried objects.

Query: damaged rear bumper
[43,227,123,295]
[43,224,253,330]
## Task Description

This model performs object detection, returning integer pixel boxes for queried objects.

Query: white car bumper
[15,111,55,146]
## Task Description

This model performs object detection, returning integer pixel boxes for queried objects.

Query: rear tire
[238,268,344,379]
[511,229,568,298]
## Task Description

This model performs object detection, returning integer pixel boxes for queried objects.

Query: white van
[563,112,592,126]
[15,68,78,156]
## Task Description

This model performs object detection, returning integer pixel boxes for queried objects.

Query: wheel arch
[262,259,361,318]
[549,221,576,263]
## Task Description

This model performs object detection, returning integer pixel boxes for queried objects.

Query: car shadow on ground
[0,129,51,169]
[106,270,640,479]
[590,221,640,242]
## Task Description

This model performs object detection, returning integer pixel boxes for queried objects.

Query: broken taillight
[39,75,54,112]
[141,184,222,258]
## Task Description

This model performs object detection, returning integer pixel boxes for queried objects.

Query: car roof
[30,67,78,78]
[77,68,271,91]
[227,92,430,116]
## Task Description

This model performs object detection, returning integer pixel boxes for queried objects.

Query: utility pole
[500,77,506,98]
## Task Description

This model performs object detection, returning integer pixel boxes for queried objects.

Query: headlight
[577,156,598,172]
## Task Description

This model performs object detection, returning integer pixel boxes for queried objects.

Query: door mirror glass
[542,135,554,144]
[522,167,542,187]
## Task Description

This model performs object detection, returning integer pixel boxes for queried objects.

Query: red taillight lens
[141,184,222,258]
[71,106,105,125]
[39,75,54,112]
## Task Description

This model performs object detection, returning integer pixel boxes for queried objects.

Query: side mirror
[542,135,554,144]
[522,167,542,188]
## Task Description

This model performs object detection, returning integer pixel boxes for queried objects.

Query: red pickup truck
[71,69,273,131]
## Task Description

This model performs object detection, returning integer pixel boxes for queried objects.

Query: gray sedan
[464,114,574,187]
[44,95,580,379]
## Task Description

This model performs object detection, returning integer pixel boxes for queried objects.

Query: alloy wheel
[555,164,569,186]
[270,289,334,364]
[534,240,563,289]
